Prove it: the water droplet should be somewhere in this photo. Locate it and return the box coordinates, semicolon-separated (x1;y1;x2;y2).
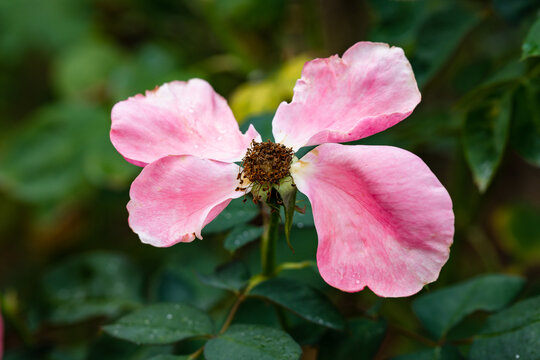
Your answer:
166;313;173;320
355;279;360;284
297;222;304;228
188;107;195;113
217;136;223;141
515;355;520;359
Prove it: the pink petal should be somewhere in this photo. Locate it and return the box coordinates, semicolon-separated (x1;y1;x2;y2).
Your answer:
272;42;421;151
111;79;260;166
128;155;245;247
291;144;454;297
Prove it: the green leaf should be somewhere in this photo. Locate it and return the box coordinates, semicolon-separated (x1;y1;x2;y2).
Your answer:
250;277;344;330
87;336;172;360
412;274;525;339
318;318;387;360
204;324;301;360
393;345;464;360
470;295;540;360
522;17;540;59
493;0;540;23
239;113;274;141
0;102;135;205
197;261;250;291
292;191;314;228
149;268;195;304
463;90;512;192
510;84;540;166
103;303;214;345
224;224;264;252
202;198;259;234
0;0;90;59
53;38;123;98
43;252;143;324
147;356;190;360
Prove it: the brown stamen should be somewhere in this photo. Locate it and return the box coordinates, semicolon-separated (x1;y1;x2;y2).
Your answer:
239;140;294;187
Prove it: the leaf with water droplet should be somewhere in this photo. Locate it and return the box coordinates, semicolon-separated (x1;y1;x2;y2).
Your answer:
413;274;525;339
224;224;264;252
250;277;344;330
392;345;463;360
43;252;143;324
318;318;387;360
204;324;301;360
202;198;259;234
522;17;540;60
470;295;540;360
103;303;214;345
197;261;250;292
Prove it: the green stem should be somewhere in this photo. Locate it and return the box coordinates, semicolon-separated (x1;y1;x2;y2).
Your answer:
261;204;280;276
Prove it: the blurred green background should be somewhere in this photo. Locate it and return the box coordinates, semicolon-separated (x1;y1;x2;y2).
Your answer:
0;0;540;359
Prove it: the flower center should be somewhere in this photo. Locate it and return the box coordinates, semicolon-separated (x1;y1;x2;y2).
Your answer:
239;140;294;187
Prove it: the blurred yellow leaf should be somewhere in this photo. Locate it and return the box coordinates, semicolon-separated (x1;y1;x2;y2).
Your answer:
231;54;310;123
492;205;540;265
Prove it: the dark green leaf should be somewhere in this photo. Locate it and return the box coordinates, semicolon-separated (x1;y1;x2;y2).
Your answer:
292;191;314;228
318;318;387;360
240;113;274;141
368;0;426;49
197;261;250;291
204;324;301;360
250;277;344;330
43;252;143;324
412;274;525;339
511;84;540;166
202;198;259;234
87;336;172;360
463;91;512;191
147;356;190;360
149;268;196;304
393;345;464;360
523;18;540;59
103;303;214;345
470;295;540;360
224;224;264;252
411;3;480;88
0;102;135;205
492;0;540;23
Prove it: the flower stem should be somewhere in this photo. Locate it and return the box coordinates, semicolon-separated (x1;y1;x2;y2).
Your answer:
261;204;280;276
219;294;245;334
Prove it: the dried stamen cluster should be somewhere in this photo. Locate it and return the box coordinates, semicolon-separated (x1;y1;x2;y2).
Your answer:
236;140;294;198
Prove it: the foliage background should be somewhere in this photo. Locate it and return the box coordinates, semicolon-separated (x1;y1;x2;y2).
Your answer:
0;0;540;359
